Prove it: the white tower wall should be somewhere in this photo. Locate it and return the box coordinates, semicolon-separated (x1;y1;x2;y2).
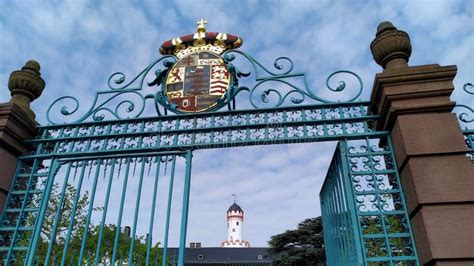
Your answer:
227;212;243;242
221;204;250;248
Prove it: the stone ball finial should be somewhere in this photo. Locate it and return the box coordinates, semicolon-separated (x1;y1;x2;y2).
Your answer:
376;21;397;36
22;60;41;75
8;60;45;120
370;21;412;69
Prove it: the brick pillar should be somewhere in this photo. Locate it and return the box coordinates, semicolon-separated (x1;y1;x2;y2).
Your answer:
370;22;474;265
0;61;44;211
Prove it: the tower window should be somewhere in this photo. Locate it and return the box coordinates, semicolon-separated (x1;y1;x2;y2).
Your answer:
232;228;235;232
236;221;239;226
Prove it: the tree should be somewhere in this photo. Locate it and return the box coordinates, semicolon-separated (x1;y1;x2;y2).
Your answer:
15;183;167;265
16;183;92;264
267;217;326;266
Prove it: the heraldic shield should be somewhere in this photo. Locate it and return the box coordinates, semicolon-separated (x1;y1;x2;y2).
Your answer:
160;19;243;113
165;51;230;112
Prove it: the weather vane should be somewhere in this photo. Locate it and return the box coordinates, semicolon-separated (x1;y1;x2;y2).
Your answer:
232;193;236;203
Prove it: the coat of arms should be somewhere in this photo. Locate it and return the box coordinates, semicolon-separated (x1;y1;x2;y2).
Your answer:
160;19;243;113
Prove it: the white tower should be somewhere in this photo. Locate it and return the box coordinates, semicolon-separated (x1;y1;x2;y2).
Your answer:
221;199;250;248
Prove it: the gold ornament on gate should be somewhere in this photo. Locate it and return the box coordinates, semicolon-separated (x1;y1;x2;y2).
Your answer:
159;19;243;112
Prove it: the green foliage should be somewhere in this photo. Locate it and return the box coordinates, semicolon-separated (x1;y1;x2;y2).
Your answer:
267;217;325;266
16;183;167;264
362;214;410;258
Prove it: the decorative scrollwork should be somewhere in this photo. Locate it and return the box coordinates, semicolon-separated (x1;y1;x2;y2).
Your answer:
222;50;363;109
46;49;364;124
454;83;473;126
463;82;474;95
46;55;177;124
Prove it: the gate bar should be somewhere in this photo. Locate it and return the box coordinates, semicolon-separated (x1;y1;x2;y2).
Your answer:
162;156;177;266
110;158;132;264
340;141;364;264
6;160;38;264
38;101;374;129
44;163;73;264
127;156;146;263
145;156;162;266
59;159;87;264
178;150;193;266
56;150;187;162
26;160;59;265
20;132;391;161
94;158;117;265
78;159;102;263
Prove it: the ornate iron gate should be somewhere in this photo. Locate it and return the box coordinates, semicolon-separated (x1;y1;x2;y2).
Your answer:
0;22;421;265
320;136;419;265
0;151;192;265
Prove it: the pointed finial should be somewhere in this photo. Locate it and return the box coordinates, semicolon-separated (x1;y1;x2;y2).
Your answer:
196;19;208;33
232;193;236;203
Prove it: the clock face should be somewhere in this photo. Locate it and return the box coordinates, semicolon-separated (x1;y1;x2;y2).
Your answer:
164;51;230;113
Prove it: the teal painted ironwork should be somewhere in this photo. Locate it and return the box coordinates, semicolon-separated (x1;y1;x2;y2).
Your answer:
320;143;363;265
2;160;40;265
320;136;419;265
455;82;473;162
45;51;364;124
60;159;87;265
44;163;72;264
464;130;474;162
26;160;59;265
145;156;161;266
453;82;473;125
28;102;382;161
162;156;177;266
93;158;116;265
127;156;146;264
222;50;363;109
0;151;190;265
77;159;101;264
178;151;193;266
0;47;421;265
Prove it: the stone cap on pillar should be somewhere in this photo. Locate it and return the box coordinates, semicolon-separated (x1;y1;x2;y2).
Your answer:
0;103;38;156
8;60;45;120
370;64;458;131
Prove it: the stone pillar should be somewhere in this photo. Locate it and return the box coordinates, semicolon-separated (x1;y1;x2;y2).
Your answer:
0;61;44;211
370;22;474;265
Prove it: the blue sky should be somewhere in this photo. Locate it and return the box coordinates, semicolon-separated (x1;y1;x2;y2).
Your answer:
1;0;473;248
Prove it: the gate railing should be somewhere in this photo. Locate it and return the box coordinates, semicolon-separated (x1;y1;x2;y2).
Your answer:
27;102;380;159
321;135;419;266
0;150;193;265
320;142;362;265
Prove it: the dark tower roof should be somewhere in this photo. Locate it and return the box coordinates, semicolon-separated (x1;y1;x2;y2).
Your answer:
227;203;243;213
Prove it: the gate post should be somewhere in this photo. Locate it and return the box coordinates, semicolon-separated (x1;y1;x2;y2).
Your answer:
370;22;474;265
0;60;44;212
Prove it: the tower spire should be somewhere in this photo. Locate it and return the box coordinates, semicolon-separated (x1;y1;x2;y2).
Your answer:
232;193;236;203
